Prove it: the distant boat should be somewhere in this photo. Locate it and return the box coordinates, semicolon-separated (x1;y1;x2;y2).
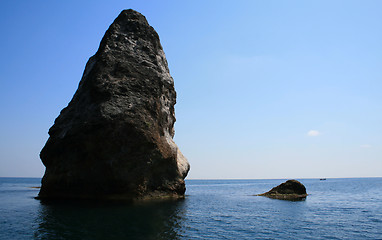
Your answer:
320;178;327;181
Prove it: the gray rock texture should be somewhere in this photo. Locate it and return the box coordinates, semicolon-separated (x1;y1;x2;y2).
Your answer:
257;180;307;201
38;9;190;201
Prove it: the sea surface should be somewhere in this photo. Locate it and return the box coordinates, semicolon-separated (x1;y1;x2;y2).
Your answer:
0;178;381;239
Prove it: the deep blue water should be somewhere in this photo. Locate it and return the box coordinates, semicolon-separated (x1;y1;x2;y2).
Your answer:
0;178;381;239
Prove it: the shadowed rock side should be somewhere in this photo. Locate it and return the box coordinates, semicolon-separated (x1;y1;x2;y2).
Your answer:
257;180;307;201
38;9;190;201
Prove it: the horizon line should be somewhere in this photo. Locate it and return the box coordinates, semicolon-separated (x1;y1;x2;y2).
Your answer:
1;176;381;180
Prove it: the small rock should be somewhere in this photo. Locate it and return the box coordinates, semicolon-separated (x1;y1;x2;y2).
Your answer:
257;180;307;201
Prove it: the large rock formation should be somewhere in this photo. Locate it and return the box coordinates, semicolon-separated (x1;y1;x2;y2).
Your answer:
38;9;190;201
257;180;307;201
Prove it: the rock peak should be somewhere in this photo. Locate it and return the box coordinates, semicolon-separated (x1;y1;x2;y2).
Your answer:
103;9;154;39
119;9;148;21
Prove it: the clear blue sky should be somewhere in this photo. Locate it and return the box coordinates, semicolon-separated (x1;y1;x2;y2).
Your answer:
0;0;381;179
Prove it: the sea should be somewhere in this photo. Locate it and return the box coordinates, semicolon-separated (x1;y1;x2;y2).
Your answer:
0;178;381;239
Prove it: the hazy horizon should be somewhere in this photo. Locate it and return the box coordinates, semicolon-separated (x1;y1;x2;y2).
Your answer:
1;1;381;179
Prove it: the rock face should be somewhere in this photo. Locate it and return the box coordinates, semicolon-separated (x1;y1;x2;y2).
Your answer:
258;180;307;201
38;9;190;201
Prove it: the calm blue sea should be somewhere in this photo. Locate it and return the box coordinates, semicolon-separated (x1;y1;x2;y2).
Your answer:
0;178;381;239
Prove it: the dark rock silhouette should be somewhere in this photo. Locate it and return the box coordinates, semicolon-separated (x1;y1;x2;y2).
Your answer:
257;180;307;201
38;9;190;201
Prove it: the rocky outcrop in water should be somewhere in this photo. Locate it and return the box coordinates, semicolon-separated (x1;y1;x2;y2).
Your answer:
38;9;190;201
257;180;307;201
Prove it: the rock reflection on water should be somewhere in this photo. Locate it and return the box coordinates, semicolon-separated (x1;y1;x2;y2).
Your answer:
34;199;186;240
